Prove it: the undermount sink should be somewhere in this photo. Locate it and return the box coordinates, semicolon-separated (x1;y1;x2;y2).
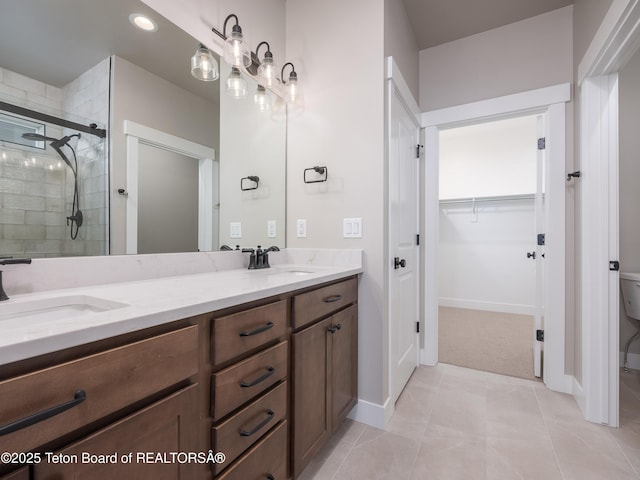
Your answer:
0;295;129;323
262;266;316;277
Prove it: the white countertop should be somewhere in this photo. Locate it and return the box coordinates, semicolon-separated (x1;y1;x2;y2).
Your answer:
0;258;362;366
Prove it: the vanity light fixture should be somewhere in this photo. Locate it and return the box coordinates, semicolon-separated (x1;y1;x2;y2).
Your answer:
129;13;158;32
281;62;304;115
211;14;252;69
254;85;272;112
256;42;279;88
191;44;219;81
226;67;248;99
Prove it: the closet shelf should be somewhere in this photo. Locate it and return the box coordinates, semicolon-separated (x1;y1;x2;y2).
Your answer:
439;193;541;205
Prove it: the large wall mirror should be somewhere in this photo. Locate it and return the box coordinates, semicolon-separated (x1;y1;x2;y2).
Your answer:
0;0;286;258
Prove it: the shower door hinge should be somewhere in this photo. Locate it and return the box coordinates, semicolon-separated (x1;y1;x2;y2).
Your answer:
536;329;544;342
538;137;546;150
416;321;420;333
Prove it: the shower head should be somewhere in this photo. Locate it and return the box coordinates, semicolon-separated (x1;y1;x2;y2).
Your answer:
21;133;58;143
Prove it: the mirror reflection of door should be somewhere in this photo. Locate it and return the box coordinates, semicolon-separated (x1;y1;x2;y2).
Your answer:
137;143;199;254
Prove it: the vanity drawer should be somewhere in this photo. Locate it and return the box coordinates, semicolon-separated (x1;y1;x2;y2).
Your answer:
212;381;287;475
292;277;358;329
0;325;198;455
212;299;287;366
216;420;287;480
212;341;288;420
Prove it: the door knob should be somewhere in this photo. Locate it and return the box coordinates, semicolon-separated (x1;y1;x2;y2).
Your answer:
527;252;536;259
394;257;406;269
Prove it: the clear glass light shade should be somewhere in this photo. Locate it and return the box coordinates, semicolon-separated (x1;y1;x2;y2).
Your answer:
225;67;248;98
254;85;272;112
284;77;304;115
191;45;219;81
257;54;279;88
224;29;252;68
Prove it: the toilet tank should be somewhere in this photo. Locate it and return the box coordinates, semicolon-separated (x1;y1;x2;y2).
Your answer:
620;272;640;320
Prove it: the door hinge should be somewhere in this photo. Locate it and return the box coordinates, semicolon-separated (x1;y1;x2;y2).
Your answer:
416;234;420;246
537;233;545;246
416;321;420;333
538;137;546;150
416;144;423;158
610;261;620;271
536;329;544;342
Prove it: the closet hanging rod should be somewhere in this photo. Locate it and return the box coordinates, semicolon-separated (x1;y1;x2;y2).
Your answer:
439;193;542;205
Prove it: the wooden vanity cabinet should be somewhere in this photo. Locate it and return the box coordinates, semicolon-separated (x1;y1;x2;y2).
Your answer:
291;278;358;479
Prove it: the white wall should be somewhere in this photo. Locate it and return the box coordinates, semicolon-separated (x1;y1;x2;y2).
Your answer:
384;0;419;102
618;47;640;355
419;6;573;112
286;0;388;411
439;201;536;314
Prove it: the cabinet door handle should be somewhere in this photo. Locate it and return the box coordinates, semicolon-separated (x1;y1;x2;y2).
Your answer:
239;321;275;337
328;323;343;334
323;294;343;303
266;475;276;480
240;367;275;388
239;409;275;437
0;390;86;437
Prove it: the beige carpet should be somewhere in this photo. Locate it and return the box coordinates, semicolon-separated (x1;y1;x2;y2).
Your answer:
438;306;539;381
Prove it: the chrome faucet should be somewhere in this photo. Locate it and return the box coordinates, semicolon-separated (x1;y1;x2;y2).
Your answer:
0;257;32;301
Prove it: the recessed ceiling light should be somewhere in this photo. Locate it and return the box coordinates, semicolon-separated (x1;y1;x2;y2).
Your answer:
129;13;157;32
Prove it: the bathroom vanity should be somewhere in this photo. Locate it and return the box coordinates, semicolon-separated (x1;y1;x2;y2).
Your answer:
0;251;361;480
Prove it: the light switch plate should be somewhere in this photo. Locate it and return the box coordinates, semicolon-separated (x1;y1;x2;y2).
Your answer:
267;220;276;238
297;219;307;238
343;218;362;238
230;222;242;238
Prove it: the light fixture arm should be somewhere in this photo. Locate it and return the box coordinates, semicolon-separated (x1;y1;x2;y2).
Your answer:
281;62;297;83
256;41;271;59
212;13;239;40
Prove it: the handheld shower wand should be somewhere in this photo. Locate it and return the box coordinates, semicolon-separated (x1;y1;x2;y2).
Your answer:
22;133;83;239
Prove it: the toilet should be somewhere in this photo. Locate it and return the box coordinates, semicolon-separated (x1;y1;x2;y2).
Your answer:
620;272;640;371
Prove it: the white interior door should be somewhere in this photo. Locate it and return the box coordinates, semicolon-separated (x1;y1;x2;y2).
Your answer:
534;115;546;378
389;80;420;404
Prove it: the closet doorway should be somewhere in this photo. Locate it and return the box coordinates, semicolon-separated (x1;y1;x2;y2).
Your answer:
421;83;572;394
437;114;543;380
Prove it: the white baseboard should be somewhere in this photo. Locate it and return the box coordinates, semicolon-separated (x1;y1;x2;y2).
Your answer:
420;348;437;366
438;298;535;316
347;397;392;429
619;351;640;370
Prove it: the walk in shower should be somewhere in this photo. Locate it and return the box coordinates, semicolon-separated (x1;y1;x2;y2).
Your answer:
0;96;108;258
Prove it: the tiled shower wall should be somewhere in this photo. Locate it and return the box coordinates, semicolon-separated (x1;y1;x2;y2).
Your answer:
0;60;109;258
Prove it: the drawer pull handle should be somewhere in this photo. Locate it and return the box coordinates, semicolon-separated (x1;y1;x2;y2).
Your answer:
0;390;86;437
323;294;343;303
240;367;275;388
239;321;275;337
239;409;275;437
328;323;342;334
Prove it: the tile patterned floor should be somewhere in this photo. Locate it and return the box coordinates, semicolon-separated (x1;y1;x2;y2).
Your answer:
299;364;640;480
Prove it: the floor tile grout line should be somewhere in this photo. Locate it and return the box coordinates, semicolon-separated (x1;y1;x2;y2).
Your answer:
329;440;357;480
608;424;640;479
532;383;567;480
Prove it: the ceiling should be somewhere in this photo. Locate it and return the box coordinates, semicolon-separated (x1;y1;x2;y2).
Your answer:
402;0;574;50
0;0;219;104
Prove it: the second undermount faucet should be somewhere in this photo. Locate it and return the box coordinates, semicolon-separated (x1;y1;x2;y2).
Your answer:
242;246;280;270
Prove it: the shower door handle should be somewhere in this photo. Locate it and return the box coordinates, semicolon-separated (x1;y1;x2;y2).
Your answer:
527;252;536;259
